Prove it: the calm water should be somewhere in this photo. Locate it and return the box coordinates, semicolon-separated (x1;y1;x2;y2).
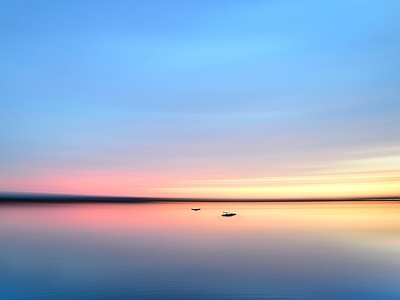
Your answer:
0;201;399;299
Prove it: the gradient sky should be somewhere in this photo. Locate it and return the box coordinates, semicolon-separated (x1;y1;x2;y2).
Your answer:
1;1;399;198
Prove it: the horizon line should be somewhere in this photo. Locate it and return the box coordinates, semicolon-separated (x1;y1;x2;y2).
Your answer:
0;192;399;203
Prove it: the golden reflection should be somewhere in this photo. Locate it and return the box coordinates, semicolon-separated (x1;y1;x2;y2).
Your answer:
1;202;398;235
0;202;399;267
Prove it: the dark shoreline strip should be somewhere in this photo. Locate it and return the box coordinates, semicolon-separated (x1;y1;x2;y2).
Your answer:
0;194;399;204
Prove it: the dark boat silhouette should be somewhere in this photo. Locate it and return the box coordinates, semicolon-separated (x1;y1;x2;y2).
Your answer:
222;211;236;217
191;208;201;211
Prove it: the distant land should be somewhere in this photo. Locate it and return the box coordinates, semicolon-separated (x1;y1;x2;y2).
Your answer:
0;193;399;203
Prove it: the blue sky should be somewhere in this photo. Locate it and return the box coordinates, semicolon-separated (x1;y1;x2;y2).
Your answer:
1;1;399;197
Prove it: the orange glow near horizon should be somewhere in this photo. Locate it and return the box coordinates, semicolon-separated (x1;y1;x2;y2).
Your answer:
0;151;399;199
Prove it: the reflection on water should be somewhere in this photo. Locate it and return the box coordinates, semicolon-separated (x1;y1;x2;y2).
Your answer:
0;202;399;299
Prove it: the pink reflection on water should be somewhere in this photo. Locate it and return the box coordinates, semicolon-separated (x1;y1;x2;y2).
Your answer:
0;201;399;298
1;201;399;239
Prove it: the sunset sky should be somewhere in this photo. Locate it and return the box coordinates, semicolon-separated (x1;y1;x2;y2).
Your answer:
1;1;399;198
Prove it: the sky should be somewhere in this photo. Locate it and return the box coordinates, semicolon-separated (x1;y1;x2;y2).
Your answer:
1;0;399;199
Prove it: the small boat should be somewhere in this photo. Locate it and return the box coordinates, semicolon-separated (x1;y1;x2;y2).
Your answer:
191;208;201;211
222;211;236;217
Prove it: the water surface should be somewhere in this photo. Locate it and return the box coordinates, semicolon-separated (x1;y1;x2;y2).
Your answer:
1;201;399;299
